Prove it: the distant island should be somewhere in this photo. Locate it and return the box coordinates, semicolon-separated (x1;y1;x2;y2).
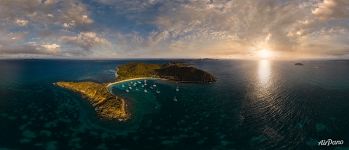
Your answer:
55;62;216;120
294;63;304;66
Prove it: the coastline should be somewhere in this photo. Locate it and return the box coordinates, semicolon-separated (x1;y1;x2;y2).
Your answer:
55;81;130;120
106;77;168;89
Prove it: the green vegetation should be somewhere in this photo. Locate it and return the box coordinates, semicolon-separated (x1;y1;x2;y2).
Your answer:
116;63;161;80
116;62;216;83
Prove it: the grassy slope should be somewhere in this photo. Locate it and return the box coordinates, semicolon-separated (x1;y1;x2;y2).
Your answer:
116;63;216;83
116;63;162;81
55;81;129;120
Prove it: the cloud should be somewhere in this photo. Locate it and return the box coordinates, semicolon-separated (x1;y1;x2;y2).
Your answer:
61;32;110;51
96;0;160;13
41;43;60;49
312;0;349;19
41;43;60;54
60;3;93;28
0;0;348;58
0;42;60;56
0;0;93;29
15;19;29;26
124;0;315;57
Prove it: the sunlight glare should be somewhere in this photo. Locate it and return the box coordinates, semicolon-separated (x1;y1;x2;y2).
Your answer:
258;49;273;59
258;60;271;86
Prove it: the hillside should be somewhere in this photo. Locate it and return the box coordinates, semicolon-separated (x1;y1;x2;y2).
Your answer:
116;63;216;83
55;82;129;120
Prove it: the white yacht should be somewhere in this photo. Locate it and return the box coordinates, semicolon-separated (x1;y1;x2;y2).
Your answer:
173;96;178;102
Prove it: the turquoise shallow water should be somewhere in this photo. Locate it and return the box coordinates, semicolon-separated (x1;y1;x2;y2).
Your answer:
0;59;349;150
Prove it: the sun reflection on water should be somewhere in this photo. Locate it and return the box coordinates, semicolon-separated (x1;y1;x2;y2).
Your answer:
254;59;274;100
258;60;271;87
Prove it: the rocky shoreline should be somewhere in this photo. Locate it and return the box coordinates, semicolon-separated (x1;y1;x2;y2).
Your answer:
55;82;129;121
55;62;216;121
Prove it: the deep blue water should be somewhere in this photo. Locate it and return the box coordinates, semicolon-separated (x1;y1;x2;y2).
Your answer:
0;59;348;150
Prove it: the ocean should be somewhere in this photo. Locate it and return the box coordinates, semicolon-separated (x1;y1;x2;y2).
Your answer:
0;59;348;150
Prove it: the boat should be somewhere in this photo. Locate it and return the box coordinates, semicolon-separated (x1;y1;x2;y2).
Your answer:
173;96;178;102
176;82;179;92
156;90;160;94
126;89;129;93
144;89;148;93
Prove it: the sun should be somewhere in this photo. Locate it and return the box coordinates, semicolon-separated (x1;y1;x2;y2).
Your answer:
258;49;273;59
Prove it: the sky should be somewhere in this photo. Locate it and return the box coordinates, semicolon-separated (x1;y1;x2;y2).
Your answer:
0;0;348;59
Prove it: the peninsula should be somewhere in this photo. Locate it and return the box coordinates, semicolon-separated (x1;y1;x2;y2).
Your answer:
55;82;129;120
55;62;216;121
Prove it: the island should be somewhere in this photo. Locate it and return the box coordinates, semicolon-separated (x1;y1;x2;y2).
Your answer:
294;63;304;66
117;63;216;83
55;62;216;121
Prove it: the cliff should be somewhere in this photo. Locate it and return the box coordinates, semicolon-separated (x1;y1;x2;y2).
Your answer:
116;63;216;83
55;82;129;121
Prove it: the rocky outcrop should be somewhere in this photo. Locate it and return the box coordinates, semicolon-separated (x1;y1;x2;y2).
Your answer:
55;82;129;121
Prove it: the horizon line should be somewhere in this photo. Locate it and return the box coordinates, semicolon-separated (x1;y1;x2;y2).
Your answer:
1;57;349;61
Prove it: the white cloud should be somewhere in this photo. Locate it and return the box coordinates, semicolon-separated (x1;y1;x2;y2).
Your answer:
15;19;29;26
42;0;56;5
41;43;60;54
312;0;349;19
62;32;110;51
0;42;61;56
0;0;93;28
41;43;60;50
